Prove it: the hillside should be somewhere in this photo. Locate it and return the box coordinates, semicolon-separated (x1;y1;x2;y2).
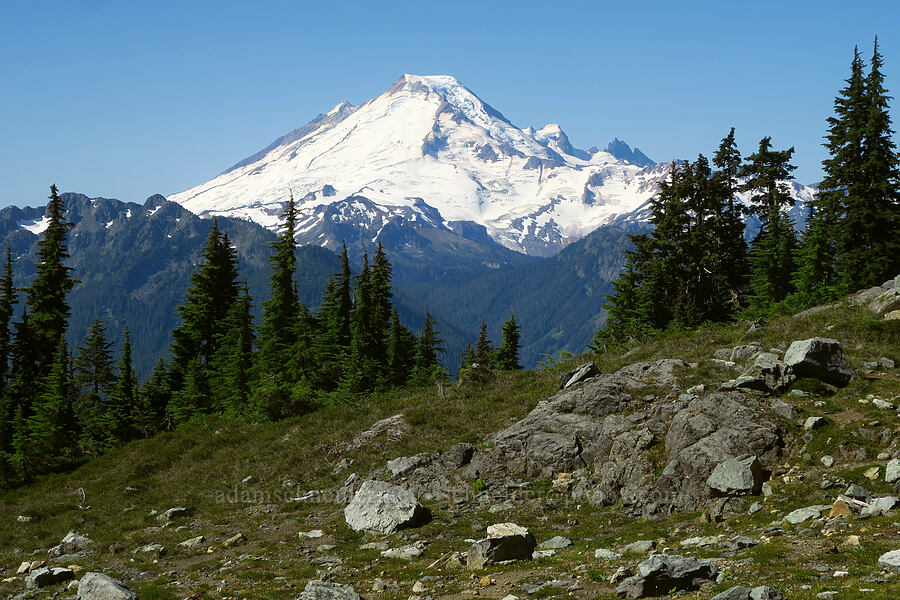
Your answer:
2;279;899;600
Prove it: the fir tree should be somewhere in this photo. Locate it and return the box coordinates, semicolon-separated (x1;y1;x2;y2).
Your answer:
26;185;76;373
170;219;240;390
386;306;415;387
259;195;303;377
838;38;900;288
73;318;117;453
0;245;16;388
210;284;255;416
496;312;522;371
311;244;353;389
167;357;209;428
138;359;171;428
345;251;378;392
412;313;446;384
741;137;799;310
20;338;76;478
474;320;495;368
107;328;137;443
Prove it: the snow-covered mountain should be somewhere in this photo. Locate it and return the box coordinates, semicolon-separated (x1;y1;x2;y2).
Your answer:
169;74;816;256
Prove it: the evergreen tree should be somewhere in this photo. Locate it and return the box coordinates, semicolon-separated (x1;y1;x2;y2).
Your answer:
311;244;353;389
19;338;76;478
26;185;76;373
837;38;900;288
259;195;301;374
712;128;751;303
474;320;495;368
166;357;209;427
796;47;867;301
740;137;799;310
7;312;40;438
73;318;117;453
459;341;475;372
412;313;446;384
170;220;240;390
138;358;171;428
345;252;378;392
386;306;415;387
0;245;16;388
496;312;522;371
210;284;255;416
107;328;137;443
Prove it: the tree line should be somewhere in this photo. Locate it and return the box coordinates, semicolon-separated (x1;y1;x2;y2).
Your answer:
0;192;523;487
594;39;899;346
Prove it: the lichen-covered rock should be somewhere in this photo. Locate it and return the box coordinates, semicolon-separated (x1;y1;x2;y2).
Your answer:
784;338;854;387
48;531;92;556
707;455;764;495
298;580;361;600
77;573;138;600
344;480;431;533
615;554;718;599
722;352;794;393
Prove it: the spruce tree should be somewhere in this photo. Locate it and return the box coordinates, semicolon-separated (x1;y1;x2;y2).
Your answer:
259;195;302;376
741;137;799;311
138;359;171;428
345;252;378;392
26;185;76;373
496;312;522;371
474;320;495;368
712;129;751;304
838;38;900;288
0;245;16;388
107;328;137;443
170;219;240;390
210;284;255;416
386;306;415;387
311;244;353;389
20;338;76;478
73;318;117;453
412;313;446;385
167;357;209;427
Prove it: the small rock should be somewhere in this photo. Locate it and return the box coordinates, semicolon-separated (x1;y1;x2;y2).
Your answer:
748;502;763;515
622;540;656;554
344;480;431;534
299;580;361;600
242;475;257;485
784;337;854;387
886;459;900;484
804;417;827;431
821;455;835;468
467;526;536;570
412;581;427;593
16;561;31;575
178;535;205;550
595;548;623;561
845;484;872;503
784;506;823;525
708;454;764;495
841;535;860;548
487;522;529;537
878;549;900;572
381;541;427;561
532;549;556;559
615;554;718;599
537;536;572;550
864;466;881;480
610;566;633;584
816;592;838;600
872;398;895;410
157;507;191;524
770;399;798;419
132;543;165;556
77;572;138;600
16;515;32;523
49;531;92;557
298;529;325;539
223;533;246;547
829;499;854;518
560;363;601;389
25;567;75;589
860;496;900;518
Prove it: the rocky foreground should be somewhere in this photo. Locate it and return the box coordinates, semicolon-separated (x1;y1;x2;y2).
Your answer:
3;276;900;600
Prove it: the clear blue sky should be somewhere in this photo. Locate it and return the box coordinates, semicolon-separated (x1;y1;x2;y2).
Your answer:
1;0;897;208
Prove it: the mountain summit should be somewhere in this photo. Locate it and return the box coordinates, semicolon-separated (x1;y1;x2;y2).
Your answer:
169;74;672;256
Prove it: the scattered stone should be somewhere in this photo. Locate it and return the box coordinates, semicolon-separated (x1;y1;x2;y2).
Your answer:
885;310;900;321
537;536;572;550
784;506;824;525
16;561;31;575
872;398;896;410
412;581;427;593
77;572;139;600
241;475;257;485
344;480;431;534
610;566;634;584
298;580;362;600
725;536;758;551
770;399;798;419
861;496;900;518
25;567;75;589
386;453;432;477
784;338;854;387
804;417;827;431
622;540;656;554
298;529;325;539
680;535;722;549
560;363;601;389
864;466;881;480
595;548;623;560
48;531;92;556
878;549;900;572
381;541;427;560
722;352;793;393
750;588;785;600
816;592;838;600
359;541;389;551
532;549;556;559
748;502;763;515
712;588;753;600
830;499;855;518
731;344;763;362
845;484;872;503
223;533;246;547
615;554;718;599
132;543;165;556
157;507;191;524
16;515;32;523
887;459;900;484
467;524;536;570
821;455;835;468
842;535;860;548
178;535;205;550
708;454;764;495
762;482;774;497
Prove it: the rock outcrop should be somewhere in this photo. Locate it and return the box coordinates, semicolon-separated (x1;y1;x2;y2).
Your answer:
77;573;139;600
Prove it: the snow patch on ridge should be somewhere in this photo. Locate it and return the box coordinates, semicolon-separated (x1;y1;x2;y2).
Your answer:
19;215;51;235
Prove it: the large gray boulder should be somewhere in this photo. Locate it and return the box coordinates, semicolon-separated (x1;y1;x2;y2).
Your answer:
722;352;794;393
615;555;718;599
784;338;853;387
344;480;430;533
299;580;361;600
49;531;92;556
25;567;75;589
467;524;536;570
77;573;138;600
707;455;764;495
